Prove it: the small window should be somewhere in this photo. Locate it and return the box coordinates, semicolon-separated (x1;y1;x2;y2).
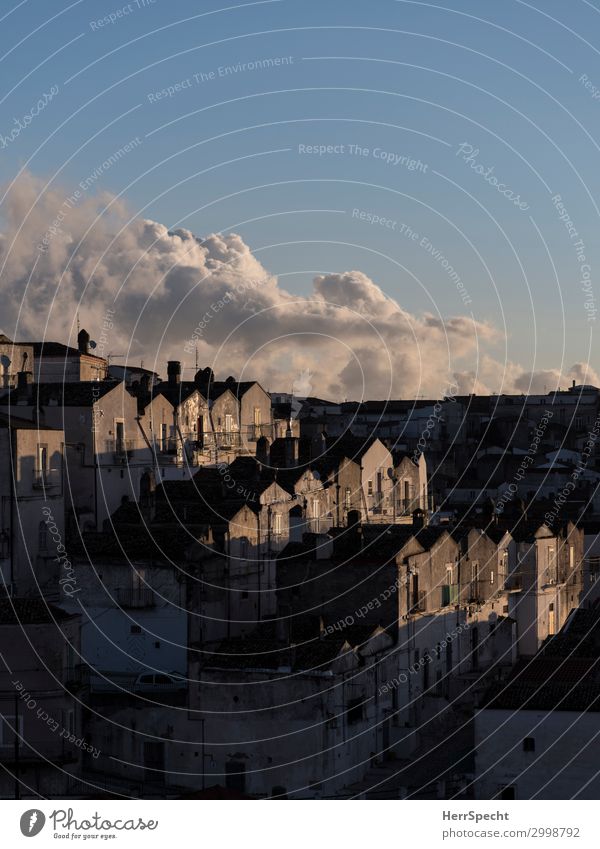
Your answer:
346;698;364;725
38;521;48;552
344;487;351;509
367;480;373;496
131;625;142;635
499;785;516;799
490;570;495;584
0;715;23;747
523;737;535;752
569;546;575;569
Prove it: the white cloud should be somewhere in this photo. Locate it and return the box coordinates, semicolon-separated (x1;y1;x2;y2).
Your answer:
0;172;596;399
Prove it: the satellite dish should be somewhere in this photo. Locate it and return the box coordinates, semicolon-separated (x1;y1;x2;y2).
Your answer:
89;340;97;349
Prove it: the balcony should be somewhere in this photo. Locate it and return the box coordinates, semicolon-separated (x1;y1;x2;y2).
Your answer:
32;468;61;489
410;591;427;614
105;439;136;463
395;498;421;517
115;588;155;608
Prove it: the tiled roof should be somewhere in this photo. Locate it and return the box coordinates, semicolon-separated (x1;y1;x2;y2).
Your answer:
483;609;600;712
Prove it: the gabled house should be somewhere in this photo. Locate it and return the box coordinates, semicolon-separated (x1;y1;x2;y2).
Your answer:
0;412;65;596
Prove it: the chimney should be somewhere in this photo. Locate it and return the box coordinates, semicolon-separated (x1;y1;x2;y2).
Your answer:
17;371;33;403
256;435;270;466
285;433;299;468
78;328;90;354
167;360;181;388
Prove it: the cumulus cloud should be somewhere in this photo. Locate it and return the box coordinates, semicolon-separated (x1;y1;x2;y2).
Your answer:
0;172;596;399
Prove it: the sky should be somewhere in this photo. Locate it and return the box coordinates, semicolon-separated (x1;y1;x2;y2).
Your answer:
0;0;599;399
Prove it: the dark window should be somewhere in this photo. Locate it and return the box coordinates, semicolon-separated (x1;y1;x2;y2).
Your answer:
499;785;516;799
130;625;142;634
523;737;535;752
225;761;246;794
346;697;364;725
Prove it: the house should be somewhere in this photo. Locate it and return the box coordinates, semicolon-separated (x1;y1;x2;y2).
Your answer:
31;329;108;382
152;362;209;465
508;521;585;657
1;379;148;529
0;596;84;798
0;335;34;398
475;607;600;799
0;411;65;596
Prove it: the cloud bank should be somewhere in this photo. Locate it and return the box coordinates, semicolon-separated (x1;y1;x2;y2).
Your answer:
0;172;596;399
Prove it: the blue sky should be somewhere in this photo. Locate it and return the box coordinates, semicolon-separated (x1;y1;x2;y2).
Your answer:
1;0;599;395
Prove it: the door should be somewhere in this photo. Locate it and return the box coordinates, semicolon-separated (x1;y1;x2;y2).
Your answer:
143;741;165;784
549;603;556;635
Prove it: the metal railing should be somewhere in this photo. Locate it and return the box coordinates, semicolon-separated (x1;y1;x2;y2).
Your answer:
32;468;61;489
115;588;155;608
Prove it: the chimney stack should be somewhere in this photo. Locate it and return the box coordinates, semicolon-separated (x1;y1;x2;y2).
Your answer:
78;328;90;355
17;371;33;403
167;360;181;388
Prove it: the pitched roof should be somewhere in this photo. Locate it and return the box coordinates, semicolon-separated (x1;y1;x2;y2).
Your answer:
0;381;121;407
0;412;59;431
29;341;106;362
0;597;76;625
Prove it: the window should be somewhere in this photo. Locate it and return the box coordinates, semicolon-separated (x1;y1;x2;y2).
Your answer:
367;480;373;496
130;625;142;635
0;715;23;747
115;421;125;454
345;487;351;509
225;414;233;435
569;545;575;569
272;512;282;536
253;407;261;438
36;443;48;471
490;570;495;584
441;584;459;606
132;567;146;592
225;761;247;793
499;785;516;800
346;698;364;725
312;498;320;532
523;737;535;752
64;709;75;736
38;521;48;552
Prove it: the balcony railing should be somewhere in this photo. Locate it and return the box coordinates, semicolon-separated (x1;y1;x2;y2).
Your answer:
32;468;61;489
115;588;155;608
410;591;427;614
105;439;136;463
395;498;421;516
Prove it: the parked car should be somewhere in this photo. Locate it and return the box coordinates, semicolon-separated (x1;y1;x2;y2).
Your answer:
134;672;186;692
